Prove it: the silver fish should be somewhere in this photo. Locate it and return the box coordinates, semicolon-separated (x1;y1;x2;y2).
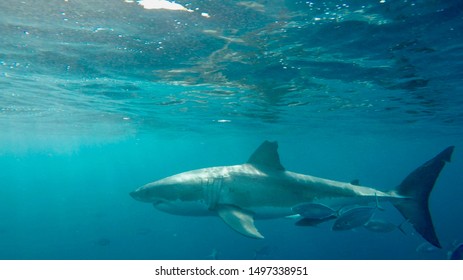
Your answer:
364;219;397;233
295;216;337;227
364;219;407;234
292;203;337;219
416;242;439;253
450;243;463;260
332;206;376;231
208;248;219;260
253;245;273;260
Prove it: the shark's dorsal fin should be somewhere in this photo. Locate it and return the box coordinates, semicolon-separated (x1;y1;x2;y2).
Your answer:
350;179;360;186
216;204;264;239
247;141;285;171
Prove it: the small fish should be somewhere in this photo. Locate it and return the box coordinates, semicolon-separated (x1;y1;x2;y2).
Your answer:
332;193;384;231
295;216;336;227
363;219;406;234
94;237;111;247
332;206;376;231
292;203;337;219
449;243;463;260
284;214;302;219
253;245;272;260
136;228;152;235
416;242;438;253
363;219;397;233
208;248;219;260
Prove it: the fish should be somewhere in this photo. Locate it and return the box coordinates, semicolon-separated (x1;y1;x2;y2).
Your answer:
363;219;407;234
416;242;439;253
130;140;454;248
332;205;376;231
449;243;463;260
292;203;337;219
94;237;111;247
295;216;337;227
136;228;152;235
253;245;272;259
332;193;383;231
208;248;219;260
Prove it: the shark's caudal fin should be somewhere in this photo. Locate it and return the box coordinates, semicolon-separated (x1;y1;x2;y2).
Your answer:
393;146;454;248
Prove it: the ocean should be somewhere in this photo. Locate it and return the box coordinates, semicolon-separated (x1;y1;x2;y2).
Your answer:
0;0;462;260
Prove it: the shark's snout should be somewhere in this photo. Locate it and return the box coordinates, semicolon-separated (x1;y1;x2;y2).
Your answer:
129;190;144;202
130;187;155;203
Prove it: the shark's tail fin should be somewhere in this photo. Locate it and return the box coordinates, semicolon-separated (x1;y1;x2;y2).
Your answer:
392;146;454;248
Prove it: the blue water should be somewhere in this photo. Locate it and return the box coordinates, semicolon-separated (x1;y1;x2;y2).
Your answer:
1;0;463;260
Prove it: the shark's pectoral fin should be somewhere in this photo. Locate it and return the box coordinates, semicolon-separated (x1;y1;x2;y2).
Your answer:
216;205;264;239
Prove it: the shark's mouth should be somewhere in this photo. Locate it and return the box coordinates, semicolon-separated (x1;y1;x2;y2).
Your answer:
129;190;157;203
129;191;140;201
152;200;165;206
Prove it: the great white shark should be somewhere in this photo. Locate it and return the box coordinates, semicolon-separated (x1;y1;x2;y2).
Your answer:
130;141;454;248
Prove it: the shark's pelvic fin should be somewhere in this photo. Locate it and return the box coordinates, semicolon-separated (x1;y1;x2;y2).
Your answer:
247;141;285;171
393;146;454;248
216;204;264;239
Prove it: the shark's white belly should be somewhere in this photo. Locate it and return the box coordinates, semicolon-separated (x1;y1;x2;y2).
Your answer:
153;200;213;216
